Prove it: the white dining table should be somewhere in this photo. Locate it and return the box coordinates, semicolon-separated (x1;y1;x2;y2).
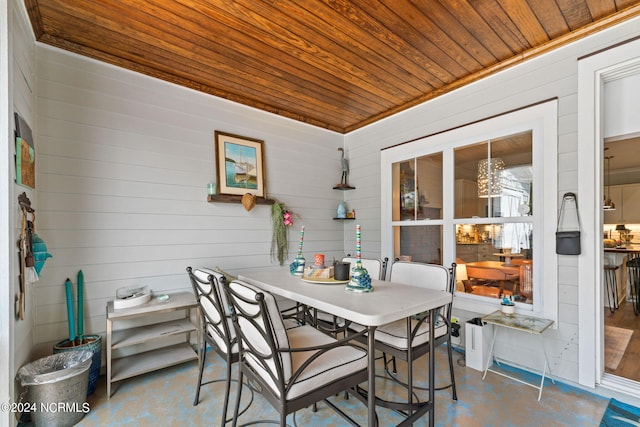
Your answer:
237;267;452;427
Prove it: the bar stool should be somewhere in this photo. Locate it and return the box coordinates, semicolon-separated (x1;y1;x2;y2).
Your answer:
604;264;619;313
627;254;640;315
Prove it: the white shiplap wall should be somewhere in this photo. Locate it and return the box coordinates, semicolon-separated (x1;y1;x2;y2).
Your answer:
32;45;345;356
344;17;640;388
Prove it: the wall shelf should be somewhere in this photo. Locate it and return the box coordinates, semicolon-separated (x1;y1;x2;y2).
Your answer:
333;217;356;220
207;194;275;205
333;185;355;190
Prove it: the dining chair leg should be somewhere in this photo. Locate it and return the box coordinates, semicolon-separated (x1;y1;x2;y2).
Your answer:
231;370;243;427
221;354;233;426
193;342;208;406
407;350;414;418
447;341;458;400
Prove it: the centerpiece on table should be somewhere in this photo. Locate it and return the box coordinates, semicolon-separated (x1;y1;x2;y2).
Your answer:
289;226;306;276
345;225;372;293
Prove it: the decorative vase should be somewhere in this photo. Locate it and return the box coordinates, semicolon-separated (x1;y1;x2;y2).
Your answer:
53;335;102;396
290;256;305;276
337;202;347;219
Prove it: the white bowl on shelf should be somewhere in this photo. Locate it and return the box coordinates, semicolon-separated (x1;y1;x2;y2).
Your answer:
113;286;151;309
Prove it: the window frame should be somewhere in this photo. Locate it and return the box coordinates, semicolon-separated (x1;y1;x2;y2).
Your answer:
381;100;558;322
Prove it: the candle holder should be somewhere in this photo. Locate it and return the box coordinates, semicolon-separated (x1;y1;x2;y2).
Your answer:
290;255;306;276
290;226;306;276
346;225;373;293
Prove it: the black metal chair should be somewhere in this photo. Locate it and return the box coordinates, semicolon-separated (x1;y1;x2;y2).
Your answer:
224;279;369;427
187;267;253;426
349;261;458;406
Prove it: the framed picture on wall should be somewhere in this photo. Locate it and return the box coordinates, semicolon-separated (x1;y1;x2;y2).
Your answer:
14;113;35;189
215;131;266;197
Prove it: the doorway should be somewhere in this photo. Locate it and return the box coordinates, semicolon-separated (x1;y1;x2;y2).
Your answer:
577;36;640;396
602;136;640;382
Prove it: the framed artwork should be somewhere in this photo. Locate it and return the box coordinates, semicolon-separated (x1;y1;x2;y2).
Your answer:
215;131;266;197
14;113;35;189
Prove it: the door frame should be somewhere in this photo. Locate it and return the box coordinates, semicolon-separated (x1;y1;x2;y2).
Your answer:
577;37;640;394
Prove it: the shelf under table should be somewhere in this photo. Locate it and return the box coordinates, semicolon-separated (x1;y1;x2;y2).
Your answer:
111;318;196;349
111;342;197;383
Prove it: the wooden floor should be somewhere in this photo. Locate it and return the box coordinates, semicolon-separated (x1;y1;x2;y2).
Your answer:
604;299;640;381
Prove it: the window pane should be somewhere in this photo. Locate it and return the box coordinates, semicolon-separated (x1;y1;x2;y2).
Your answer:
456;222;533;304
393;153;443;221
416;153;443;220
455;142;488;218
392;160;416;221
454;131;532;219
490;132;533;218
393;225;442;264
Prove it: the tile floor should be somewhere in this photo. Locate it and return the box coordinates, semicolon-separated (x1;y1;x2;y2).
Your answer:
62;344;610;427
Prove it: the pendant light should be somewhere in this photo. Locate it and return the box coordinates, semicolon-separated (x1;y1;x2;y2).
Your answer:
477;157;504;198
604;151;616;210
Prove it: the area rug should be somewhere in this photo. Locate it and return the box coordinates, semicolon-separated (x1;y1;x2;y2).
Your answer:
605;326;633;371
600;398;640;426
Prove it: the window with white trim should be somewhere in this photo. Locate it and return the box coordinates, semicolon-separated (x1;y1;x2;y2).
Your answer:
381;101;557;320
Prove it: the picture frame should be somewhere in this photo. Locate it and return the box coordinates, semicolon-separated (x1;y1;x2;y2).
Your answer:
14;113;36;189
215;131;266;197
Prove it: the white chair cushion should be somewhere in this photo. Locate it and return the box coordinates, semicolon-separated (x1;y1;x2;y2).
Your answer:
389;262;449;292
193;268;233;314
205;319;238;354
349;317;446;350
192;268;237;353
343;257;384;280
228;280;292;391
285;325;367;399
377;318;447;350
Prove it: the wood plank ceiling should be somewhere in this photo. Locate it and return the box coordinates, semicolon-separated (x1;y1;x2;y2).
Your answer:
24;0;640;133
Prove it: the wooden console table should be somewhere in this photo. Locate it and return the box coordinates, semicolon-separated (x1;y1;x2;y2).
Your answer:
481;310;554;400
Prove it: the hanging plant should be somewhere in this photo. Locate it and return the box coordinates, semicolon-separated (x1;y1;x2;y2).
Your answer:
271;202;295;265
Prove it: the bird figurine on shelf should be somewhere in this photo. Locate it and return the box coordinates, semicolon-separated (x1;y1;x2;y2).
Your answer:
335;147;350;189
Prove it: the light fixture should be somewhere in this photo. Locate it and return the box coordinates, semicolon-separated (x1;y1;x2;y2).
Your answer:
477;157;504;198
456;264;468;282
604;151;616;210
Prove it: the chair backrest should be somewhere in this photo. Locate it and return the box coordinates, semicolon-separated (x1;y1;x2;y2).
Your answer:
224;279;292;396
389;261;454;320
342;257;388;280
389;261;449;291
465;266;510;281
187;267;235;354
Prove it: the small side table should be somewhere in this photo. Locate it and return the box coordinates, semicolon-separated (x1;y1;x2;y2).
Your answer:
481;310;554;400
106;292;200;397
